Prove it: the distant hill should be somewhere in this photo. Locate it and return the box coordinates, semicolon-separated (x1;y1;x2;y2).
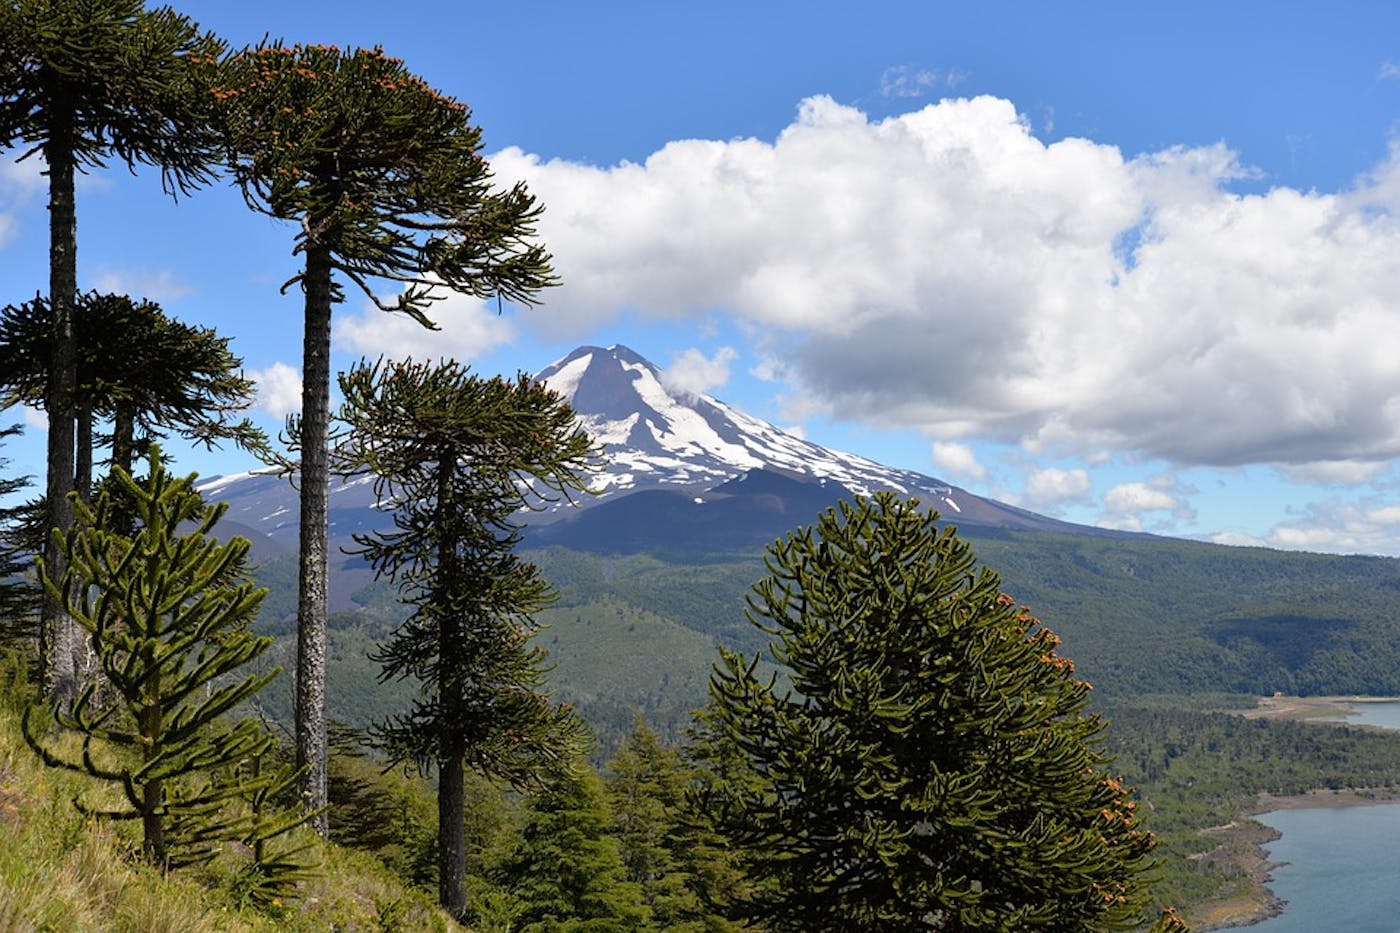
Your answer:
243;526;1400;752
200;343;1137;560
196;344;1400;741
523;467;854;554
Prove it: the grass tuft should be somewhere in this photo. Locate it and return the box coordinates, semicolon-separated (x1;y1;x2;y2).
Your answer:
0;656;463;933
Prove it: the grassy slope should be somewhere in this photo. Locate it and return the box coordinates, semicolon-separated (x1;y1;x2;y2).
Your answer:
0;661;461;933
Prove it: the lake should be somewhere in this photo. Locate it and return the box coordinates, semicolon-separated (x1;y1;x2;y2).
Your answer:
1244;699;1400;931
1340;699;1400;731
1249;804;1400;931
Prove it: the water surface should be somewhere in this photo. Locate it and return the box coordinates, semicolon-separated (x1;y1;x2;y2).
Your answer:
1340;699;1400;731
1244;700;1400;930
1247;804;1400;931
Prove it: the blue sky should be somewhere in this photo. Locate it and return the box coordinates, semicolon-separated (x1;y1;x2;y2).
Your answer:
4;1;1400;554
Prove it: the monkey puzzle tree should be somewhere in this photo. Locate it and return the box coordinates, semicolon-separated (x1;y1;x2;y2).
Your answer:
332;357;593;921
0;0;223;705
691;492;1162;932
0;292;265;497
22;450;305;873
213;43;556;829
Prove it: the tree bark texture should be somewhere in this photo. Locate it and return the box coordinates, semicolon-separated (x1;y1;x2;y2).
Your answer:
295;242;332;836
112;403;135;479
142;778;167;871
436;456;467;920
439;746;468;921
142;670;167;871
43;113;79;708
75;403;93;499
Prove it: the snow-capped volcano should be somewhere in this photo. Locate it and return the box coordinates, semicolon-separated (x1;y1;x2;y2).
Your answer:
538;344;958;504
197;344;1123;564
527;344;1127;544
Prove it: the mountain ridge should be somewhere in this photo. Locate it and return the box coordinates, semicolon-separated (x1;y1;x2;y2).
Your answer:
196;343;1137;556
527;344;1136;551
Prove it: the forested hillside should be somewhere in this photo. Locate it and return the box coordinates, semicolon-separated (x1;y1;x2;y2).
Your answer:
6;1;1399;928
231;530;1400;928
246;530;1400;745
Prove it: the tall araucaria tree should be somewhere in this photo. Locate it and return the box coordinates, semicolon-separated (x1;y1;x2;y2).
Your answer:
0;292;266;498
691;492;1167;932
22;449;307;875
332;357;594;921
212;43;556;831
0;0;224;706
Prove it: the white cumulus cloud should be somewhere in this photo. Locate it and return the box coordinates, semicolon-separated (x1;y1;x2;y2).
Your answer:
1022;466;1092;509
930;441;987;481
337;293;519;362
1100;476;1196;531
1261;497;1400;556
662;346;737;397
91;267;194;305
1103;482;1180;514
489;93;1400;476
0;155;45;249
247;362;302;420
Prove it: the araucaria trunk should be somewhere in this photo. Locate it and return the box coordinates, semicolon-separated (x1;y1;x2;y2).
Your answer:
439;747;468;920
43;112;79;707
437;456;468;919
295;242;333;835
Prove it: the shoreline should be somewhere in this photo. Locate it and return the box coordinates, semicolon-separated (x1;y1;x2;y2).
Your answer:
1252;786;1400;811
1241;694;1400;723
1189;817;1284;930
1192;695;1400;929
1193;788;1400;930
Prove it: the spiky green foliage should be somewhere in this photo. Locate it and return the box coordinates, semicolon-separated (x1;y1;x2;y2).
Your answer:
0;424;36;643
212;41;557;833
691;491;1160;932
21;450;310;873
607;720;746;932
0;0;223;706
498;762;652;932
212;41;555;321
231;752;323;906
0;0;222;184
334;359;595;781
0;292;267;485
333;357;594;920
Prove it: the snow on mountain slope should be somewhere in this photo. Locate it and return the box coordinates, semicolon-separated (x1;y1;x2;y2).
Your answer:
535;344;1119;536
195;343;1125;549
537;344;950;502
